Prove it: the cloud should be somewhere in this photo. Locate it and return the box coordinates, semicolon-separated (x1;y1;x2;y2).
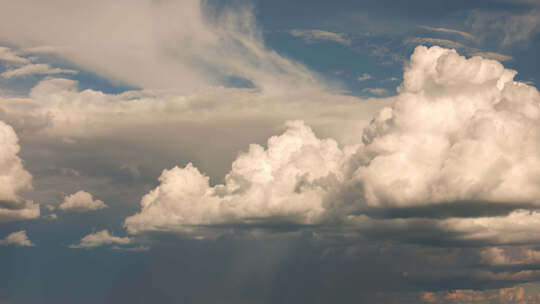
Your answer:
362;88;389;96
111;245;150;252
69;230;131;249
480;247;540;266
124;120;355;235
405;37;465;49
469;10;540;46
58;190;107;212
0;120;38;221
123;45;540;241
0;230;34;247
421;284;540;304
357;73;372;81
418;26;475;40
0;0;328;93
0;46;28;64
470;51;513;62
1;63;77;78
287;29;351;46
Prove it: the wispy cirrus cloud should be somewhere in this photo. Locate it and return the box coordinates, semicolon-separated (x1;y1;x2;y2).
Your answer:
419;25;475;40
288;29;351;46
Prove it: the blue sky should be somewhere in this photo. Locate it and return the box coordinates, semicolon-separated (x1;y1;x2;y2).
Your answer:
1;0;540;303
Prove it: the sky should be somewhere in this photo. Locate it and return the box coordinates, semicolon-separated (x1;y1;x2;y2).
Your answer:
1;0;540;303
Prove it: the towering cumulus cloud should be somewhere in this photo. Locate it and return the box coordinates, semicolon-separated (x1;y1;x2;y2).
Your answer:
125;121;355;234
355;45;539;207
0;121;38;221
125;45;540;238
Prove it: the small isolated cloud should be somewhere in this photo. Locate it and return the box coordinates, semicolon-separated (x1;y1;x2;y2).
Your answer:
362;88;389;96
0;46;28;64
1;63;77;79
470;51;513;62
405;37;465;49
419;25;475;40
58;190;107;212
288;29;351;46
69;230;131;249
357;73;372;81
0;230;34;247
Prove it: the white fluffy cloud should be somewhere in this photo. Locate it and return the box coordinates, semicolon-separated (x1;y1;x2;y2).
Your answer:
124;45;540;238
59;190;107;212
124;121;355;234
355;45;538;208
69;230;131;249
0;120;38;221
0;230;34;247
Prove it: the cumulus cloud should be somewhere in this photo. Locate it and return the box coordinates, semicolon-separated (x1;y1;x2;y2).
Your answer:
69;230;131;249
355;45;537;208
0;120;38;221
123;45;540;241
288;29;351;46
0;230;34;247
1;63;77;78
124;120;355;235
58;190;107;212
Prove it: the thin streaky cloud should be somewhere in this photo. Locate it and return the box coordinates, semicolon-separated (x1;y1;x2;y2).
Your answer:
470;51;513;61
1;63;77;79
419;25;475;40
288;29;351;46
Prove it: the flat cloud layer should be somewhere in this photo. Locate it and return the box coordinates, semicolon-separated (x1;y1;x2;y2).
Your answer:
124;46;540;242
